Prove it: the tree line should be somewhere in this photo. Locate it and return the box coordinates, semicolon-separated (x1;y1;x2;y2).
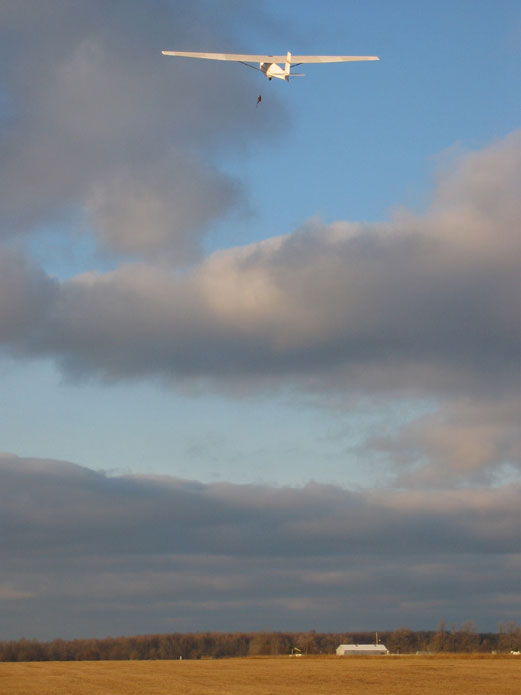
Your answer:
0;622;519;661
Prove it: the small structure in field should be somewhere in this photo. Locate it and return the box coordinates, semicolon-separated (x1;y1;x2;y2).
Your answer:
336;644;388;656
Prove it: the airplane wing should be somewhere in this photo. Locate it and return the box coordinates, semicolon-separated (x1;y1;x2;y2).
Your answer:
161;51;379;63
161;51;286;62
289;55;379;63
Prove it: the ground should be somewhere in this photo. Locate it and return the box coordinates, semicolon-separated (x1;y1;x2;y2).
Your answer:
1;654;519;695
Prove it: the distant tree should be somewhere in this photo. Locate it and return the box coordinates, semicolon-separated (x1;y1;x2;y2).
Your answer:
248;633;271;656
498;622;521;653
455;620;479;652
0;626;515;661
388;627;415;654
430;620;448;652
268;633;291;655
295;631;317;655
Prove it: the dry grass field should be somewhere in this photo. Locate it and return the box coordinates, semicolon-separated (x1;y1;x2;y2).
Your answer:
1;655;519;695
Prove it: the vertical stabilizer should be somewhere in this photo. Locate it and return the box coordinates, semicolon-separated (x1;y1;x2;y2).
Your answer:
284;51;292;80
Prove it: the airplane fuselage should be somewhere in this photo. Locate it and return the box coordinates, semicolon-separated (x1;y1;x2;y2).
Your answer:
260;61;288;81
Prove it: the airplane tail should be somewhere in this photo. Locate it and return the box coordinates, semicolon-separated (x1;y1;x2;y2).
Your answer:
284;51;292;80
284;51;304;79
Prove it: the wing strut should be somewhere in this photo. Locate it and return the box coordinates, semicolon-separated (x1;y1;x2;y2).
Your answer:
239;61;263;73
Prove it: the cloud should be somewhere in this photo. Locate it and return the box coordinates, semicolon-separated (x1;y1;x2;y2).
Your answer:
1;454;518;638
1;132;518;392
0;0;285;260
1;2;518;642
0;584;34;600
0;131;518;483
369;397;521;485
85;157;239;261
0;247;58;345
0;3;519;489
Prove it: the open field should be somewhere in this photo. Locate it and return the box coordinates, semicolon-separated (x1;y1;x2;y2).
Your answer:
1;655;519;695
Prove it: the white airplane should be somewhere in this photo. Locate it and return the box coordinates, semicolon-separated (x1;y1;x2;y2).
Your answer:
161;51;379;82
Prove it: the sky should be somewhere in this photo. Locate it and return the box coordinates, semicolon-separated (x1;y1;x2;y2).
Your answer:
0;0;520;640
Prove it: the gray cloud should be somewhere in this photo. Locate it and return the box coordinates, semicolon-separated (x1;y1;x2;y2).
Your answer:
1;132;518;394
4;454;517;559
0;454;518;638
0;133;519;483
0;247;58;345
0;0;284;260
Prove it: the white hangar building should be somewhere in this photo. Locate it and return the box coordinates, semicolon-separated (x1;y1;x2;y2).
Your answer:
336;644;389;656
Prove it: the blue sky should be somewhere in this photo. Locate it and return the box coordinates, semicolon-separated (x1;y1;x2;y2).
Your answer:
4;0;519;485
0;0;519;638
